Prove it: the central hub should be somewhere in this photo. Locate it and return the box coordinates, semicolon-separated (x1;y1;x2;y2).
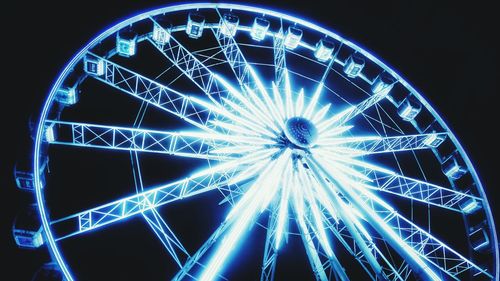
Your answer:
284;117;318;148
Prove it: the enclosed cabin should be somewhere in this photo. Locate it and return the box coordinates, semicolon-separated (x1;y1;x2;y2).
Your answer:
284;26;303;50
83;55;104;76
441;154;468;179
13;204;44;248
14;154;48;191
116;28;138;57
314;39;335;62
422;133;446;148
343;53;365;78
186;12;205;39
250;17;270;41
55;85;78;106
469;224;490;252
219;13;239;37
32;263;65;281
152;16;172;45
397;95;421;121
459;196;481;214
371;72;396;95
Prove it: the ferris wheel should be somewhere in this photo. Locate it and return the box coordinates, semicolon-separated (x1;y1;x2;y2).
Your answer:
14;3;498;280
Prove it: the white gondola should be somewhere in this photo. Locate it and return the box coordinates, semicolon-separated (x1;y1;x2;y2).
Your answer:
13;205;44;248
422;133;446;148
442;155;467;179
14;157;47;191
343;53;365;78
250;17;269;41
55;86;78;106
459;197;481;214
220;13;239;37
186;13;205;39
83;55;104;76
44;122;56;143
314;39;335;62
469;226;490;251
116;29;137;57
397;96;421;121
371;72;396;95
152;17;172;45
284;26;303;50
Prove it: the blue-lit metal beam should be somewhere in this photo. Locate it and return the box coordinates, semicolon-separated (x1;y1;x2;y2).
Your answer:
51;149;277;241
317;133;448;155
315;152;481;212
175;152;290;281
260;202;279;281
147;32;228;106
304;159;387;280
212;8;252;88
85;53;219;132
317;91;391;133
46;120;242;160
309;155;493;280
273;25;287;88
142;209;189;267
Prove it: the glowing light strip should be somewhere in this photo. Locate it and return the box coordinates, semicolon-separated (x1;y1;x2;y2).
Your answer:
200;151;290;280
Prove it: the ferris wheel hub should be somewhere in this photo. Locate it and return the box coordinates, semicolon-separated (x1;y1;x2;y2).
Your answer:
284;117;318;148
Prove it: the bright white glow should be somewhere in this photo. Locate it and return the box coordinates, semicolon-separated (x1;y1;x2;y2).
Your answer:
295;88;304;117
201;153;289;281
303;82;323;119
274;162;292;250
284;70;294;118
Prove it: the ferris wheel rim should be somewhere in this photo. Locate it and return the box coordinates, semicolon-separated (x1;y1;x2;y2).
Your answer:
32;3;498;280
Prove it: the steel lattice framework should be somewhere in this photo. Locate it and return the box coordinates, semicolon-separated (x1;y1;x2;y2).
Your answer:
29;3;497;281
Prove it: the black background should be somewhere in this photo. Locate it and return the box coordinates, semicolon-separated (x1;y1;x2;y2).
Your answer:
2;0;499;280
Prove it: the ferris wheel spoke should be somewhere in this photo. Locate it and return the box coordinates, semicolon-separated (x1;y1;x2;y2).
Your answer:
293;205;329;281
141;208;189;267
311;164;403;281
85;53;219;133
147;32;229;107
298;170;351;281
308;155;493;281
50;149;277;241
317;90;391;133
273;25;287;88
173;151;290;281
304;160;387;280
314;151;480;212
324;214;407;281
211;9;255;89
316;132;448;155
260;202;280;281
44;120;248;161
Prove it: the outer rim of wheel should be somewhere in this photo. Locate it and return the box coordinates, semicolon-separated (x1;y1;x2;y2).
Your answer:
32;3;499;280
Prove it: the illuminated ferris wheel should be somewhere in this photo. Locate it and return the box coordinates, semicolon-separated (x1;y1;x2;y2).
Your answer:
14;3;498;280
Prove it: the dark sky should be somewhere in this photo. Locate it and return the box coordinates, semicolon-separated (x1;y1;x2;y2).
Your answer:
3;1;499;280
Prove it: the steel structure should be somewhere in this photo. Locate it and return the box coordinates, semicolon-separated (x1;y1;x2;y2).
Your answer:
23;3;497;280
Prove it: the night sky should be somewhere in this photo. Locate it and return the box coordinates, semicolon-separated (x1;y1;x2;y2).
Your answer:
3;1;499;280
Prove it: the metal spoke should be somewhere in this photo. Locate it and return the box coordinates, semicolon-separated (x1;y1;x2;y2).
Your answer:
317;133;448;155
317;91;391;133
260;202;280;281
46;120;251;161
85;53;219;132
309;155;493;280
315;152;482;212
51;149;277;241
